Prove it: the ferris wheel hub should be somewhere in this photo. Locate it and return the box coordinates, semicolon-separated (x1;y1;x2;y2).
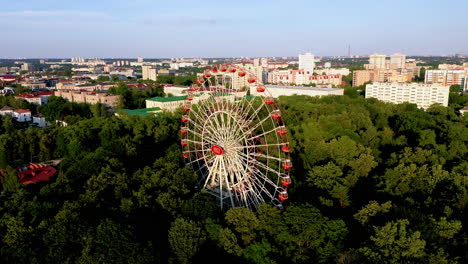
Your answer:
211;145;224;155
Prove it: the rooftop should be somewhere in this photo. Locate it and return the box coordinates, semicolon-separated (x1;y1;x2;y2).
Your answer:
121;107;161;116
147;95;187;102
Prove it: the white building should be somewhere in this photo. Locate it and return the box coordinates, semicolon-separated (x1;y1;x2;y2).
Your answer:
369;53;387;69
390;53;406;69
462;77;468;92
0;106;14;116
13;109;32;122
163;85;189;96
314;68;350;76
146;93;209;111
142;65;158;81
365;82;450;109
251;85;344;97
33;115;50;127
299;53;315;72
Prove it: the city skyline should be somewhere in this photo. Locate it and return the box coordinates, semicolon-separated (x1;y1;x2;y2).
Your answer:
1;0;467;58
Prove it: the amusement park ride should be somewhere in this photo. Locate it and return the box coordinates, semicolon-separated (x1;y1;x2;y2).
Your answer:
181;65;292;210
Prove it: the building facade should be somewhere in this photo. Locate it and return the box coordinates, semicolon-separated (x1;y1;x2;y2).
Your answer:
299;53;315;72
365;82;450;109
54;90;120;108
251;85;343;97
268;70;342;86
424;70;466;86
142;65;158;81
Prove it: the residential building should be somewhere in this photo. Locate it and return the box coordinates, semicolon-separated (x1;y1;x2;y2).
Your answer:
13;109;32;122
54;90;120;108
163;85;189;96
425;70;466;86
352;69;412;87
390;53;406;69
15;92;54;105
365;82;450;109
251;85;343;97
298;53;315;72
0;106;14;116
314;68;350;76
146;93;209;111
21;63;34;72
268;70;342;86
367;53;387;69
462;77;468;92
33;114;50;127
137;57;144;63
142;65;158;81
19;81;47;89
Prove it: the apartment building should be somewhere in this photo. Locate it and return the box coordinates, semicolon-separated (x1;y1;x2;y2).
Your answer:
365;82;450;109
54;90;120;108
424;70;466;86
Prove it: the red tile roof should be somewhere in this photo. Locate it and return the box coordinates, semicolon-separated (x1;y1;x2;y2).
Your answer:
15;109;31;113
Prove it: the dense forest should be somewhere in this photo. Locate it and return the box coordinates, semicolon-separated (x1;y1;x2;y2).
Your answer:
0;94;467;263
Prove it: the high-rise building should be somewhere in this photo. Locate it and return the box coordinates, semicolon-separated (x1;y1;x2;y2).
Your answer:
353;70;375;87
366;82;450;109
425;70;465;86
299;53;315;72
368;53;387;69
462;77;468;92
142;65;157;81
137;57;144;63
253;58;260;67
390;53;406;69
21;63;33;72
260;58;268;67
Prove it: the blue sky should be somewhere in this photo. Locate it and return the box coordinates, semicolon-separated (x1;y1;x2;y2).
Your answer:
0;0;467;58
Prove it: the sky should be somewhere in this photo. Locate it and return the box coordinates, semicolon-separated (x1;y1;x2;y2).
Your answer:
0;0;467;58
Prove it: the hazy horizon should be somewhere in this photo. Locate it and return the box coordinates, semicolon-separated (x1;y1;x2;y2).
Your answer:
1;0;467;58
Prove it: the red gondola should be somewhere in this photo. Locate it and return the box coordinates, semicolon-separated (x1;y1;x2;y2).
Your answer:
277;126;287;136
271;110;282;119
282;160;292;170
282;176;292;186
248;78;256;83
265;97;274;105
281;145;290;152
238;72;246;77
257;86;265;92
279;191;289;201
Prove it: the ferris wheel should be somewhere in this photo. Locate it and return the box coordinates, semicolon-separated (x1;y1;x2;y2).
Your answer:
181;64;292;210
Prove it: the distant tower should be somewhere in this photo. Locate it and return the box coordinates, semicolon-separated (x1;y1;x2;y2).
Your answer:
348;45;351;58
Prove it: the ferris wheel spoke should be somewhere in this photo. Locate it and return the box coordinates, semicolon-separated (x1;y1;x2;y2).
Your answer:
237;151;281;178
219;156;236;208
191;107;224;141
250;152;283;162
247;127;278;141
203;156;220;189
229;142;286;150
232;114;271;143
